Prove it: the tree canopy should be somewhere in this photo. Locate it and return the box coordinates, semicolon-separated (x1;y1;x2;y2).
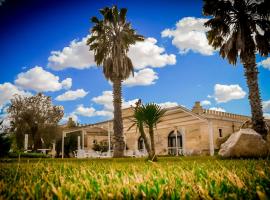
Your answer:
7;93;64;150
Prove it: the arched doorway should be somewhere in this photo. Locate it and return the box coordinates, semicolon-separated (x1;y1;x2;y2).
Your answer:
138;136;145;152
168;131;182;155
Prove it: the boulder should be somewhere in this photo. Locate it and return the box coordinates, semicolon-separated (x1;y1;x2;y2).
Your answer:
218;128;269;158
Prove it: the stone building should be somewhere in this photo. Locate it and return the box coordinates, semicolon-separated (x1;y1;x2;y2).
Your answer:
63;101;252;156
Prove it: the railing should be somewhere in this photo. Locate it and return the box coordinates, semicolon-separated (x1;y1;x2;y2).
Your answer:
167;147;183;156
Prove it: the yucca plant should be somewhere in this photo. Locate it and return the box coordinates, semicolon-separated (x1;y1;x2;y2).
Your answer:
203;0;270;138
130;102;166;161
87;6;144;157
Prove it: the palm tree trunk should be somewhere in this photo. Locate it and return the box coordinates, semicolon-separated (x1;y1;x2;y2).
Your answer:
112;78;125;157
138;123;151;156
149;126;157;161
243;54;268;139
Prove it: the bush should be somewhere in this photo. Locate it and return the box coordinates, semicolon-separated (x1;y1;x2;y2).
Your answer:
8;152;50;158
0;134;11;157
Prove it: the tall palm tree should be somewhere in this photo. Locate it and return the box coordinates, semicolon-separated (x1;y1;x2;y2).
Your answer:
87;6;144;157
130;102;166;161
203;0;270;138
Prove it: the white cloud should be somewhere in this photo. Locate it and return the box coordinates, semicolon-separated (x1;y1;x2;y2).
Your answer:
162;17;215;55
201;100;211;106
74;105;96;117
262;100;270;113
48;35;176;71
15;66;72;92
61;78;72;90
213;84;246;103
92;91;114;111
123;68;158;87
128;37;176;69
209;107;226;112
0;82;32;107
91;91;138;118
55;89;88;101
258;57;270;70
264;113;270;119
48;36;96;70
61;113;79;123
158;102;178;108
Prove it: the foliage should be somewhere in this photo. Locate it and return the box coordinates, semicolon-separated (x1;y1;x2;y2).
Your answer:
203;0;270;137
92;142;108;153
0;121;11;157
130;102;166;161
7;152;50;158
87;6;144;157
0;157;269;199
7;93;64;150
87;6;144;81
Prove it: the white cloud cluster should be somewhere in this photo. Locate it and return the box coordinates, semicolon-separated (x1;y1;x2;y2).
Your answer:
264;113;270;119
91;91;138;117
48;36;96;70
15;66;72;92
61;113;79;123
128;37;176;69
213;84;246;103
158;102;178;108
209;107;226;112
201;100;211;106
162;17;215;55
0;82;32;106
74;105;96;117
258;57;270;70
123;68;158;87
48;36;176;72
55;89;88;101
262;100;270;113
47;36;176;87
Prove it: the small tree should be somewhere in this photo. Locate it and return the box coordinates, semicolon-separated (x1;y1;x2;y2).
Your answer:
130;101;166;161
8;93;64;150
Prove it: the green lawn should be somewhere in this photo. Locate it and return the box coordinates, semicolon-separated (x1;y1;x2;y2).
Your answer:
0;157;269;199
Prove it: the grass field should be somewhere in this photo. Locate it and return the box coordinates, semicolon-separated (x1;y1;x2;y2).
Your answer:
0;156;269;199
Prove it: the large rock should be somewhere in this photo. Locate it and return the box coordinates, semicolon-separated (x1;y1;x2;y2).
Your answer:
218;128;269;158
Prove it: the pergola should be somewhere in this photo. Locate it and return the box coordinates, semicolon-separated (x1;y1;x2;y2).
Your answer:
61;124;111;159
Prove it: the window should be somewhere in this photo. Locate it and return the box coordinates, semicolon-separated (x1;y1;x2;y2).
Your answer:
93;139;97;144
168;131;182;155
138;136;144;151
218;129;222;137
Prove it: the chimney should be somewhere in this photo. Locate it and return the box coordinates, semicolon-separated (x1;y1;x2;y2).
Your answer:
192;101;203;114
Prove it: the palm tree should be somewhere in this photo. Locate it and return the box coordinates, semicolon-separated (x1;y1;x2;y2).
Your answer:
87;6;144;157
130;102;166;161
203;0;270;138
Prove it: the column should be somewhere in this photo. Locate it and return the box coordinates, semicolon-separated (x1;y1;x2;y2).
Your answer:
174;127;178;156
181;127;186;156
208;120;214;156
61;131;66;159
78;136;81;150
108;122;111;157
81;130;85;150
24;134;28;151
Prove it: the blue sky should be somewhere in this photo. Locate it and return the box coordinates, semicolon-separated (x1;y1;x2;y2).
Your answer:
0;0;270;125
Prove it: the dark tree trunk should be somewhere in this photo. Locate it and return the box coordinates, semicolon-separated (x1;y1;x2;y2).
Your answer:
138;123;152;158
148;126;157;162
112;78;125;157
243;54;268;138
